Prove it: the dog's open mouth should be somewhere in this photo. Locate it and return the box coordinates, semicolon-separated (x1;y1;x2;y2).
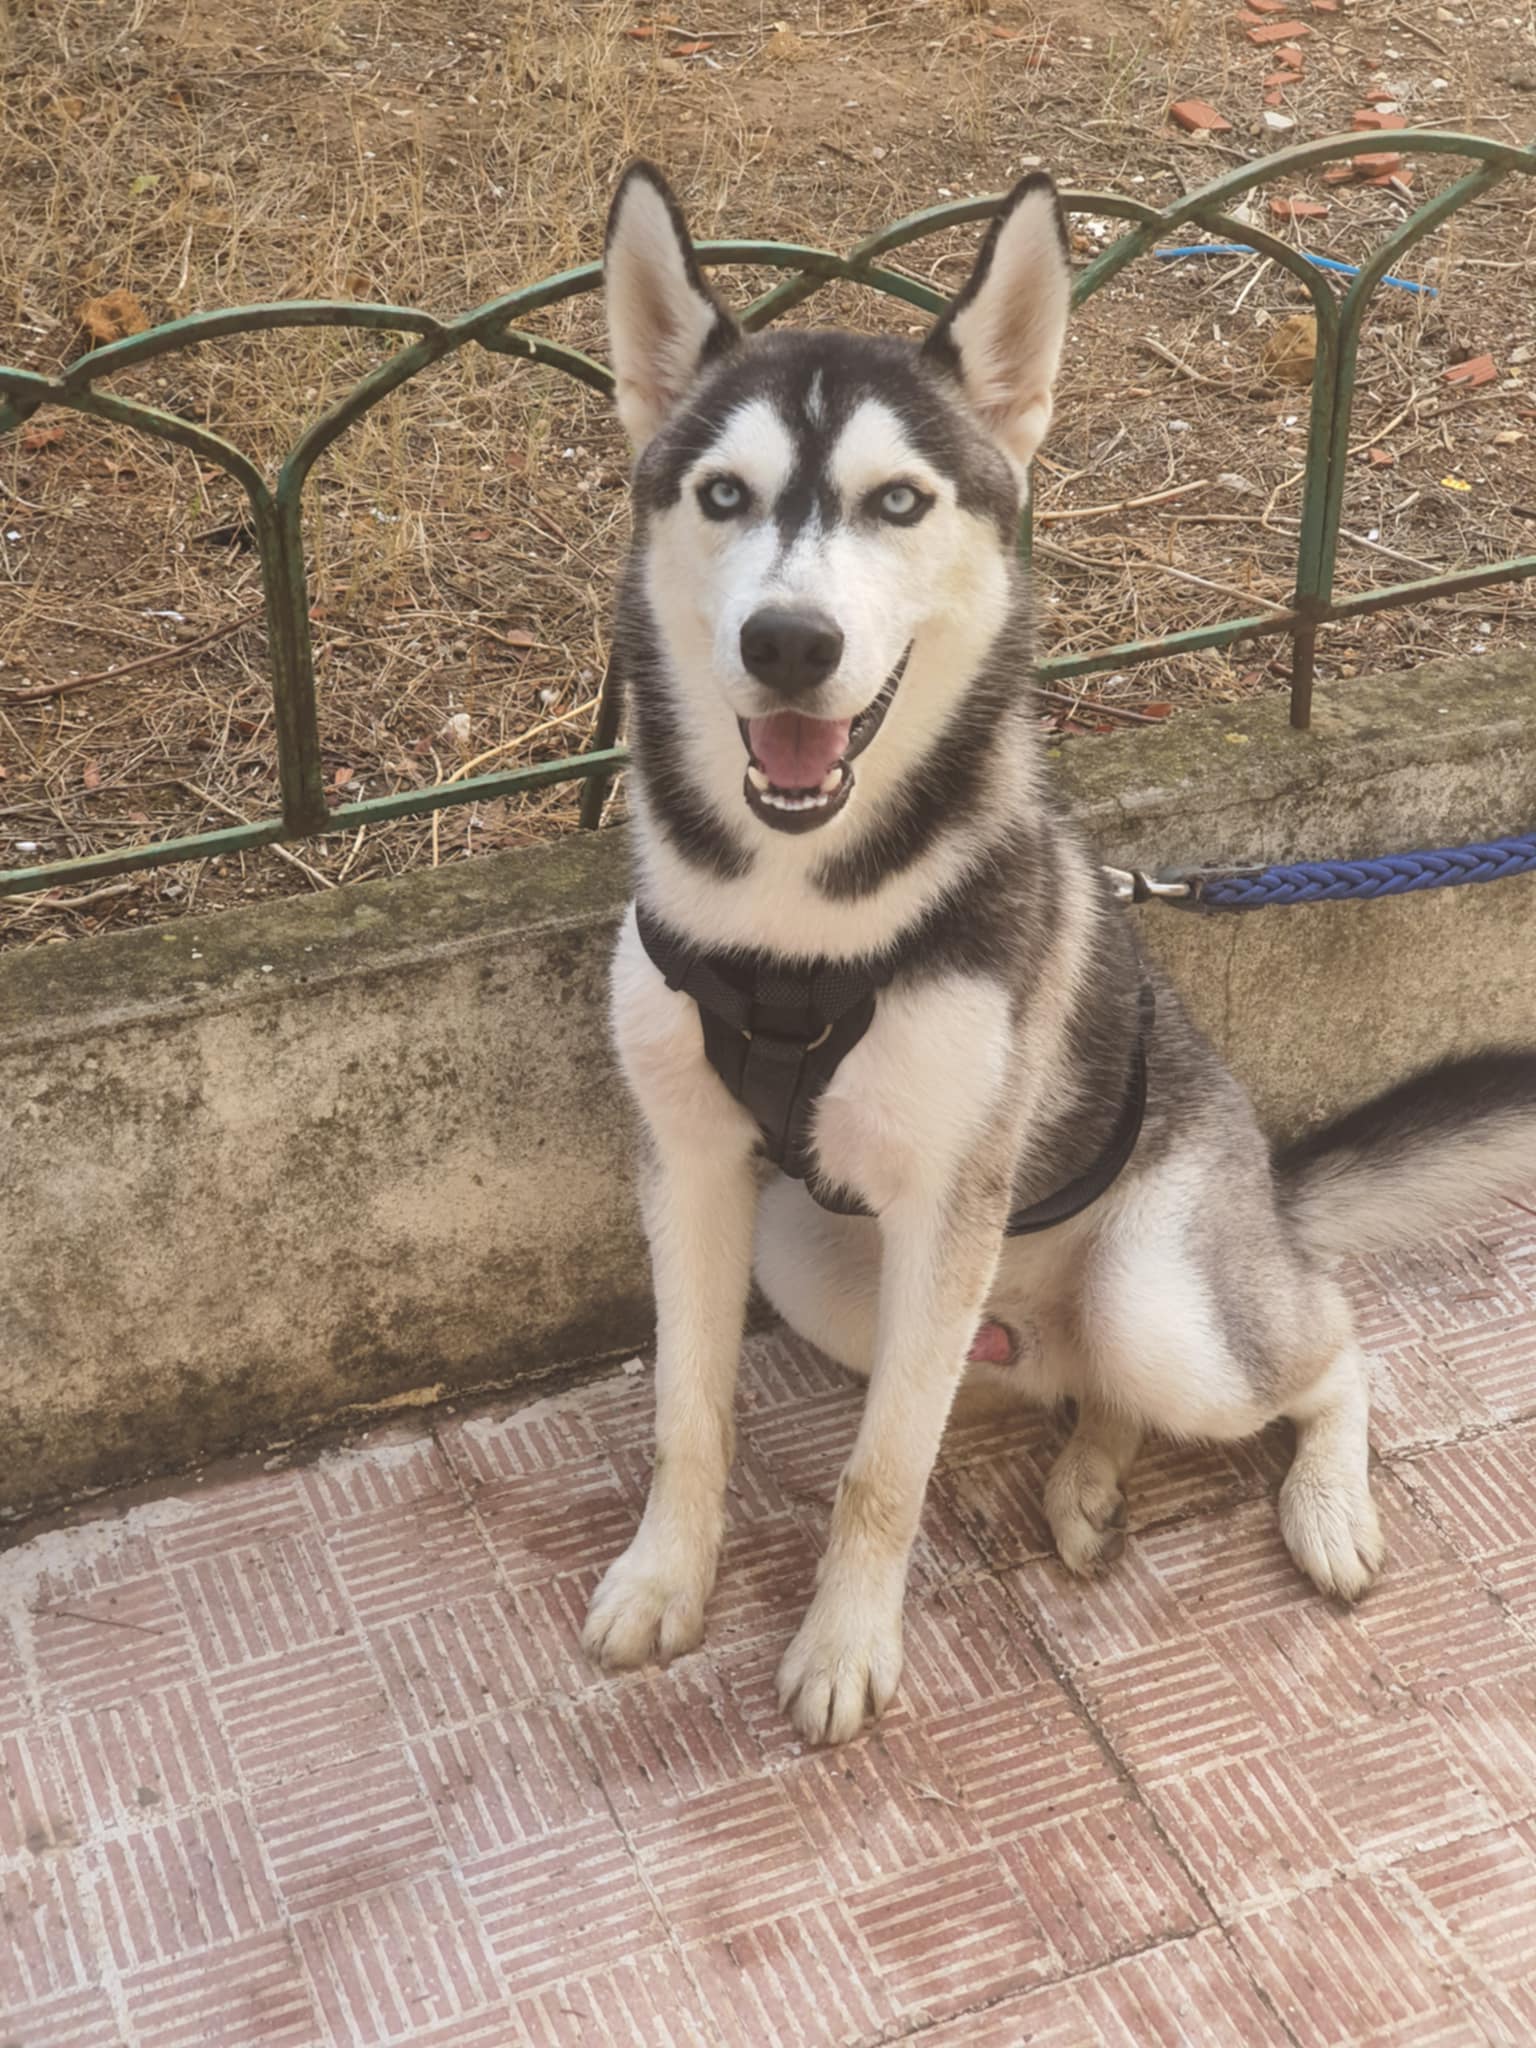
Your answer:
737;650;909;834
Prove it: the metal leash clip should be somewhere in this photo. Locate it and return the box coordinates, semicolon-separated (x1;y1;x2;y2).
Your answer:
1102;866;1193;905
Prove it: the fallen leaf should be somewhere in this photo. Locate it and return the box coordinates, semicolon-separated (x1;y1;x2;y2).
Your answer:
77;289;150;345
21;424;67;452
1269;197;1330;220
1492;428;1526;446
83;761;102;790
1365;446;1396;467
761;24;805;60
1261;311;1318;385
1440;475;1472;491
671;38;712;55
502;627;536;649
466;526;493;542
128;171;161;196
332;765;355;788
1141;702;1175;718
46;95;85;121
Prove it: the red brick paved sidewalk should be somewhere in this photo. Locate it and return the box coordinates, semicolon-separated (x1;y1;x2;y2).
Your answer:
4;1201;1536;2045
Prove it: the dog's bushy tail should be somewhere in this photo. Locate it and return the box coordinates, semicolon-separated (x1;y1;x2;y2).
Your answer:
1274;1050;1536;1262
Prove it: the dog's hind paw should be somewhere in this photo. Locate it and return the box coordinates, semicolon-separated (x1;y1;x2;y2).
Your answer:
582;1539;712;1670
1279;1470;1385;1603
1045;1448;1129;1578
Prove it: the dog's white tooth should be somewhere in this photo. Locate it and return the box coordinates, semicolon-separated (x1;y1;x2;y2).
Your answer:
747;766;770;792
818;768;842;794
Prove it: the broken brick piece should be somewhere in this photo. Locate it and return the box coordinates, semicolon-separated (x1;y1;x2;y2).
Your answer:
1443;353;1499;389
1352;151;1403;173
1249;0;1293;11
1247;17;1310;40
1270;197;1331;219
1353;108;1396;127
1276;43;1307;64
1312;0;1340;11
1170;96;1234;131
1365;447;1396;466
1264;86;1286;105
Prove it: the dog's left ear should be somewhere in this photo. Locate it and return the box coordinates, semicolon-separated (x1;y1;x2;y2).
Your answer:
922;171;1071;478
604;161;740;449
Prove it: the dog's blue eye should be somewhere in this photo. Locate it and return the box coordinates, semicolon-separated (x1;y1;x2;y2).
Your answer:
875;483;930;524
700;475;748;518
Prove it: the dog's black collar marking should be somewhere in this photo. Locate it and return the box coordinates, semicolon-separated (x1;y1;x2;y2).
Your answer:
635;907;1156;1235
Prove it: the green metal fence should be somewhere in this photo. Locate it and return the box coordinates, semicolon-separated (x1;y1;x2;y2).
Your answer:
3;130;1534;900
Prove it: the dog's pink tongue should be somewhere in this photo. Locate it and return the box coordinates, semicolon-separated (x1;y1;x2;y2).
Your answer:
747;712;852;791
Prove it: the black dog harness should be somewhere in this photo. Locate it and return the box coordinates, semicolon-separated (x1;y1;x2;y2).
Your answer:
636;904;1155;1235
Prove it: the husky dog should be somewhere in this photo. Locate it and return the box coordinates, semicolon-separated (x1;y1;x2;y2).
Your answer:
581;161;1536;1745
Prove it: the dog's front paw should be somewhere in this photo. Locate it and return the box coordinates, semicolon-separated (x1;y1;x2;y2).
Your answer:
777;1582;903;1746
582;1534;714;1671
1279;1468;1385;1603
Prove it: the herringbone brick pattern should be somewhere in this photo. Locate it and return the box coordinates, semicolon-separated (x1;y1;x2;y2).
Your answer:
4;1202;1536;2045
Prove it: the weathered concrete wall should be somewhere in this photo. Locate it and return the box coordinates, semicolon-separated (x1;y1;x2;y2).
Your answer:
2;648;1532;1519
1;839;643;1522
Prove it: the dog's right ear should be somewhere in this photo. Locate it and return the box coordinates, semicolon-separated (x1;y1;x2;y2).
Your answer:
604;162;739;449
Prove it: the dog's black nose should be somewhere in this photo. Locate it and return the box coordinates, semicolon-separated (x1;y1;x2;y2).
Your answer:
739;608;844;697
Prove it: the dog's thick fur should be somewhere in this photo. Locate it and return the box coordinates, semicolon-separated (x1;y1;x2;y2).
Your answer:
581;161;1536;1745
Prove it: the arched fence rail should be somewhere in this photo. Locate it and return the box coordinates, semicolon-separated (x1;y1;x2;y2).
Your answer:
2;130;1533;898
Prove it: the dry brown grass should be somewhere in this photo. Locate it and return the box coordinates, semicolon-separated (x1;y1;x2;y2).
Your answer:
1;0;1533;945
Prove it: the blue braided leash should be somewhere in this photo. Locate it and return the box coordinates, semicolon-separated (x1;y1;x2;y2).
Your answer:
1108;831;1536;910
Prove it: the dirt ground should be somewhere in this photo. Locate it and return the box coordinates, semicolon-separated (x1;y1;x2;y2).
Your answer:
1;0;1533;948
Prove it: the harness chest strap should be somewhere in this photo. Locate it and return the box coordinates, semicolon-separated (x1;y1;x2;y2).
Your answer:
634;904;1155;1236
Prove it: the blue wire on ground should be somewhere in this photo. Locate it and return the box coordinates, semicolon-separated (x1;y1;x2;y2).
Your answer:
1154;244;1436;297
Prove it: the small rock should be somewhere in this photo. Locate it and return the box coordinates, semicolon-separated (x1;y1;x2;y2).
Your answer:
1263;109;1297;130
1509;70;1536;91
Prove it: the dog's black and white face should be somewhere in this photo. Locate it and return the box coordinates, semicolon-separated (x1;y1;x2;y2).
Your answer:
604;163;1071;842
